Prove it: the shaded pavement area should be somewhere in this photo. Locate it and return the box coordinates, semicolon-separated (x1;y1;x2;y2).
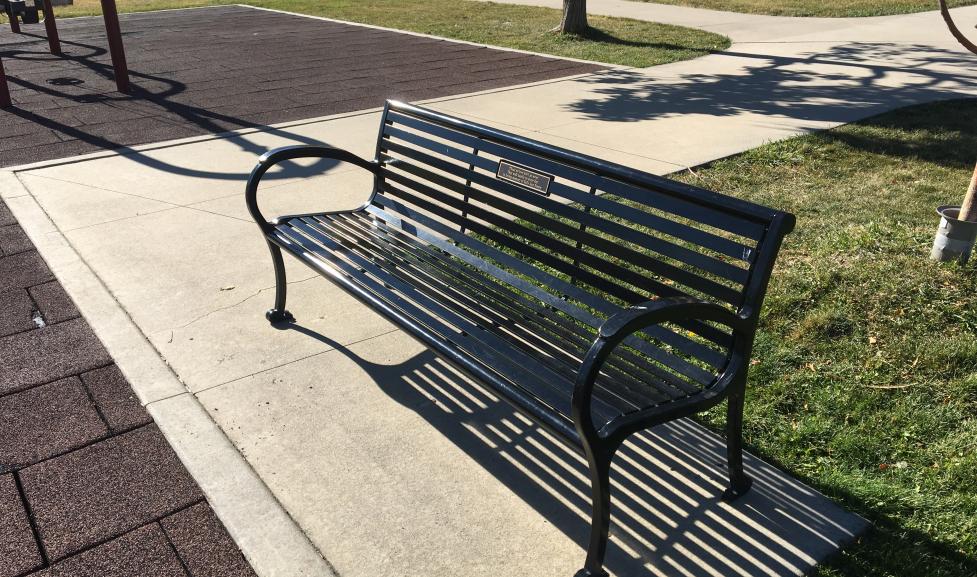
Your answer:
0;5;602;167
0;198;256;577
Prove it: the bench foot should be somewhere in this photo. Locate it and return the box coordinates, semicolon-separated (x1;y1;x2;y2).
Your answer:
573;569;609;577
722;476;753;501
265;308;294;324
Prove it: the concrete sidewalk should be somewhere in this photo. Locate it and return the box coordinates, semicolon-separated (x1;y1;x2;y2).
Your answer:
422;4;977;173
473;0;976;43
6;3;977;577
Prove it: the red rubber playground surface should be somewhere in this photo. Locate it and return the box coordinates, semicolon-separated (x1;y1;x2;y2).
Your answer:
0;5;601;168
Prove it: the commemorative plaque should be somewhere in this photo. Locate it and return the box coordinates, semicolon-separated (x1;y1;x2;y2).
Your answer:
496;160;553;196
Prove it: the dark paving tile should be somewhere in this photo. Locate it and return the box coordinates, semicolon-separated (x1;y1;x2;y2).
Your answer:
0;129;66;153
0;318;112;396
0;224;34;257
0;201;15;226
0;377;108;473
19;424;203;561
161;503;256;577
29;281;80;325
0;141;88;168
81;365;151;433
0;251;54;292
0;6;601;168
27;523;186;577
0;287;35;338
0;474;44;577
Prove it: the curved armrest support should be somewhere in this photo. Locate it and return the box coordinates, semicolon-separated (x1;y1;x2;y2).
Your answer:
573;297;749;441
246;145;379;232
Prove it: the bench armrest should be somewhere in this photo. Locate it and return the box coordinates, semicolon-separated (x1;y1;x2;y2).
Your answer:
572;297;749;439
246;145;379;232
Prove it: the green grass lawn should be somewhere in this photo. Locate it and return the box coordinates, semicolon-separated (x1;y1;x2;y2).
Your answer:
669;100;977;576
632;0;977;17
5;0;729;68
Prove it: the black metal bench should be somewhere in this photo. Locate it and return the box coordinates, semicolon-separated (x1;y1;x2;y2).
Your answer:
245;100;795;577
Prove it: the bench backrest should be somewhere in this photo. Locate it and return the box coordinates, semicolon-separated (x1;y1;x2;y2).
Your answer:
370;101;794;365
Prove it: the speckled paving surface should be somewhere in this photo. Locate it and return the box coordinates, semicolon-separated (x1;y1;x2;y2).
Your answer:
0;199;256;577
0;5;602;167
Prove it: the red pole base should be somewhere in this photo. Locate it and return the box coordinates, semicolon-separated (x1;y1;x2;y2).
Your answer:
41;0;61;55
99;0;129;93
0;57;12;108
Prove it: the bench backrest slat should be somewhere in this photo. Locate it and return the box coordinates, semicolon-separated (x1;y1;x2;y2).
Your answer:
373;101;795;355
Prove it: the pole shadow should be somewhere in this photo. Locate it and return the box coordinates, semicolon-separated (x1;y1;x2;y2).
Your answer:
1;29;340;181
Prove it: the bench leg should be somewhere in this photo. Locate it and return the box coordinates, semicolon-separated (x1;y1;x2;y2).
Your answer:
575;448;613;577
265;241;294;324
723;387;753;500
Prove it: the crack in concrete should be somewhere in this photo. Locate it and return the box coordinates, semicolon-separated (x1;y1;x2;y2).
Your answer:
167;275;319;332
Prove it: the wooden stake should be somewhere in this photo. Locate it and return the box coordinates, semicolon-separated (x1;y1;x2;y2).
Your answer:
100;0;129;94
41;0;61;55
960;159;977;223
0;57;11;108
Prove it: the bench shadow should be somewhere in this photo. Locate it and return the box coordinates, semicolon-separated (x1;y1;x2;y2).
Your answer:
282;323;868;577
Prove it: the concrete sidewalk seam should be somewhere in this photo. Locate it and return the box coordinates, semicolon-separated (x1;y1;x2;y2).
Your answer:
190;327;406;397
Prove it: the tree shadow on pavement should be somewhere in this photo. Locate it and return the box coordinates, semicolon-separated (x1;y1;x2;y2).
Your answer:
566;43;977;130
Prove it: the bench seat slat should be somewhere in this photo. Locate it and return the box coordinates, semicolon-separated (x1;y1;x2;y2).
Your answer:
277;219;627;423
327;213;694;404
339;212;709;394
303;214;707;406
275;214;724;424
362;201;723;384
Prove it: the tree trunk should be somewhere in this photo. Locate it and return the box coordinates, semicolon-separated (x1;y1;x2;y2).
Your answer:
939;0;977;56
559;0;588;35
960;159;977;223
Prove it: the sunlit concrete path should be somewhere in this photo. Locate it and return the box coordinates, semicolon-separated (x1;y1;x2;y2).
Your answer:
5;3;977;577
436;2;977;171
473;0;976;43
